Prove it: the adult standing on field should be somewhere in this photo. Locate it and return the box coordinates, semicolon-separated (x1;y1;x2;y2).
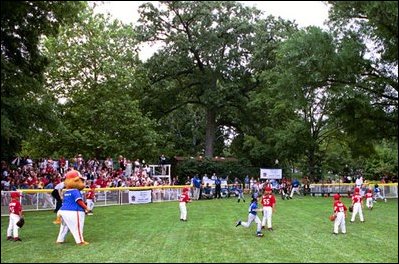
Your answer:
355;175;363;189
244;175;250;190
192;175;201;200
214;176;222;199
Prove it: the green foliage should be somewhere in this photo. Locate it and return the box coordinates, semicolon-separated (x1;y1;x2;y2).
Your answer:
174;158;257;183
135;1;264;157
245;27;342;180
2;1;397;184
327;1;398;140
23;8;162;160
327;1;398;64
363;140;398;180
1;1;86;160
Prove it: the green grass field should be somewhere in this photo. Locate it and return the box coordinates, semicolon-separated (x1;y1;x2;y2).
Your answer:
1;196;398;263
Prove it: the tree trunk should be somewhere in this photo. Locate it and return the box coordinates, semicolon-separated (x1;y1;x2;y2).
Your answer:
204;107;216;158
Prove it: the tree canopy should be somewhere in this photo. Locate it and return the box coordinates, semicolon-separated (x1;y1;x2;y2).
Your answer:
1;1;86;160
1;1;397;181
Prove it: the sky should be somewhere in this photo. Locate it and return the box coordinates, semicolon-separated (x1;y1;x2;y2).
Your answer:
92;1;330;60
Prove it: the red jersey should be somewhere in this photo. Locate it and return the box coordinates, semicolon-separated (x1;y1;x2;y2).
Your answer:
333;200;347;213
9;199;22;215
179;192;191;203
352;194;363;204
261;194;276;207
86;190;95;200
365;192;373;199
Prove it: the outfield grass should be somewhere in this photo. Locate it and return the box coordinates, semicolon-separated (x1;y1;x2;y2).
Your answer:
1;196;398;263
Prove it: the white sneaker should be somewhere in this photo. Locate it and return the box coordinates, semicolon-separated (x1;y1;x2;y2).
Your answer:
384;198;387;202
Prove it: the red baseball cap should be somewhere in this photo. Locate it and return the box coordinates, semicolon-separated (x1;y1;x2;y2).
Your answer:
65;170;86;180
354;187;360;193
265;186;272;192
10;192;20;199
333;193;340;200
182;187;189;192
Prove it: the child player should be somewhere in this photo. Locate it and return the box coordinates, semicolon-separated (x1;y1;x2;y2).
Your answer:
332;193;347;235
7;192;23;241
179;187;191;221
365;188;373;210
350;187;364;223
261;186;276;231
85;185;96;215
236;197;264;237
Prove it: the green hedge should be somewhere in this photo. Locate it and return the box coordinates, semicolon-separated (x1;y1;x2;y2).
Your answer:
173;158;258;184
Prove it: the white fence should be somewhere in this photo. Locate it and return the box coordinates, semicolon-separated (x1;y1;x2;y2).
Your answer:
308;183;398;198
1;186;185;216
1;183;397;216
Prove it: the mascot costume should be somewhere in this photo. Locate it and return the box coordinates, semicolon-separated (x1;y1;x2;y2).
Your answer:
56;170;90;245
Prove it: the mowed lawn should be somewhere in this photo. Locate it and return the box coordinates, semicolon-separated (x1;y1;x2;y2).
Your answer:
1;195;398;263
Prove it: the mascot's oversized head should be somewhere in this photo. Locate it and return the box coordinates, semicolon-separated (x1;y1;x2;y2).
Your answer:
64;170;86;190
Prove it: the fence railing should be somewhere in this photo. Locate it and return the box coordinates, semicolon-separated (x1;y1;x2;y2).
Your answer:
1;186;187;216
308;183;398;198
1;183;397;216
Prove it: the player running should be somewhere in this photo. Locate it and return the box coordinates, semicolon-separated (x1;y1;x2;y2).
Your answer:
236;197;264;237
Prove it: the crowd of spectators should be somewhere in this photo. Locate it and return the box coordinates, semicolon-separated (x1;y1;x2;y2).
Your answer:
2;156;396;193
1;155;178;191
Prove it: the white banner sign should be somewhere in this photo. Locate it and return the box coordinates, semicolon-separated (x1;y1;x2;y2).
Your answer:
260;168;282;179
128;190;152;204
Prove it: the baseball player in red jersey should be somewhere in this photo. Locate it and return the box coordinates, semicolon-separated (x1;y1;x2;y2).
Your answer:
179;187;191;221
85;185;96;215
332;193;347;235
7;192;23;241
365;188;373;210
261;186;276;231
350;187;364;223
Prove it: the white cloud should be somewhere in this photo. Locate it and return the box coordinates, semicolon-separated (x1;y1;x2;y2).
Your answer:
92;1;330;61
241;1;329;28
93;1;329;27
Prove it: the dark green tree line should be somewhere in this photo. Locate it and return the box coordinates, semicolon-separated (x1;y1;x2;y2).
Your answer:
1;1;86;160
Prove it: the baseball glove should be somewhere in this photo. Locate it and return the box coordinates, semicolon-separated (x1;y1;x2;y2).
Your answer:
329;214;336;221
349;205;353;212
16;217;25;228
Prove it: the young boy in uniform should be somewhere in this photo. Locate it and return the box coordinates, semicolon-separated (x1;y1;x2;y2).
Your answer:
332;193;347;235
261;186;276;231
236;197;264;237
179;187;191;221
7;192;23;241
